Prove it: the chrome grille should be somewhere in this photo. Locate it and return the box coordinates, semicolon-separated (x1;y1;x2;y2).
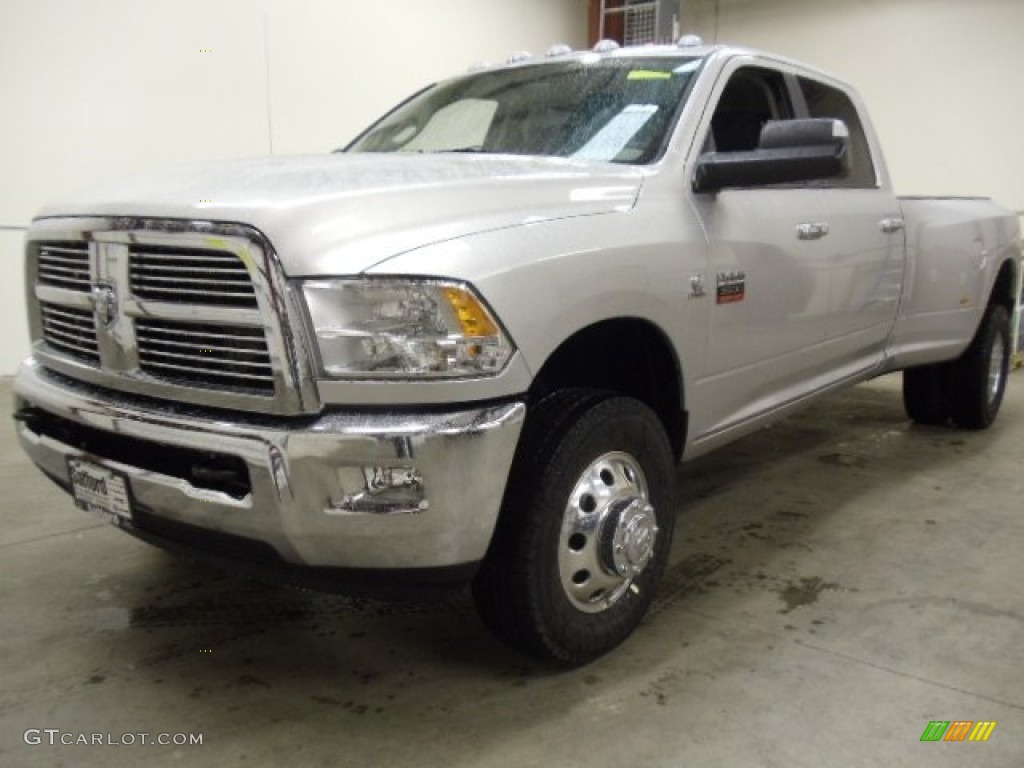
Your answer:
129;245;258;307
136;318;274;393
28;219;316;415
39;302;100;364
37;243;91;292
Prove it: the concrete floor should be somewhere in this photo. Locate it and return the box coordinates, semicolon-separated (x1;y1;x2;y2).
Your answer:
1;373;1022;767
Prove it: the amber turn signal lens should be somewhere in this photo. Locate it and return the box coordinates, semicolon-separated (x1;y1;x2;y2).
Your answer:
442;286;500;338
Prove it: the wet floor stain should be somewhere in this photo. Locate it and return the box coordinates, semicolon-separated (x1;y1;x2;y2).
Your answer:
818;452;869;468
774;509;809;520
777;577;838;614
310;695;375;714
639;668;682;706
129;588;471;631
237;674;271;688
649;553;730;617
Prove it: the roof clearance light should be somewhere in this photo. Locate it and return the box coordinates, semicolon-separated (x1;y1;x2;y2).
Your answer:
677;34;704;48
546;43;573;57
468;60;492;73
507;50;534;64
593;39;621;53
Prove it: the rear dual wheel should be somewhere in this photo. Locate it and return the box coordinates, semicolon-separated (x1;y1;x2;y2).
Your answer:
473;391;675;666
903;303;1010;430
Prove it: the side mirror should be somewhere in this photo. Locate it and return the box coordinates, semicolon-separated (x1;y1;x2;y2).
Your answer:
693;118;850;193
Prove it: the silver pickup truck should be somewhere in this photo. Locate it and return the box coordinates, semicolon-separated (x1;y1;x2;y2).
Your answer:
14;39;1021;665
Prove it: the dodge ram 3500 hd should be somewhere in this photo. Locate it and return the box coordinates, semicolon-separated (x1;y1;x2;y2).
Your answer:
14;39;1021;665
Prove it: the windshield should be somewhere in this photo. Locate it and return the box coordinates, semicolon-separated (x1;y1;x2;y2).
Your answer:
347;56;704;165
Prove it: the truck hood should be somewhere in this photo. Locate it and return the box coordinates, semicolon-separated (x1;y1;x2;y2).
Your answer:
37;153;644;276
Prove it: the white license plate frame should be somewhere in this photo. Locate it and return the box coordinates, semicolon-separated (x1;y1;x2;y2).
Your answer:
67;457;133;523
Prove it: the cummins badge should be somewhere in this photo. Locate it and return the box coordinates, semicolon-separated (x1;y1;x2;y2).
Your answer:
716;271;746;304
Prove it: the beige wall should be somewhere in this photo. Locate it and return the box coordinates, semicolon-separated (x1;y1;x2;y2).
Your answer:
682;0;1024;211
7;0;1016;373
0;0;587;374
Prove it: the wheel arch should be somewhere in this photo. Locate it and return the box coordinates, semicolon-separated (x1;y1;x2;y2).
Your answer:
527;317;687;461
988;257;1018;315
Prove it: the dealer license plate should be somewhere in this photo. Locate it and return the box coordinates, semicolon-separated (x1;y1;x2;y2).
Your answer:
67;458;133;522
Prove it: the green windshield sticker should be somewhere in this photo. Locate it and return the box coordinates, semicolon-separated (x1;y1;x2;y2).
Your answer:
627;70;672;81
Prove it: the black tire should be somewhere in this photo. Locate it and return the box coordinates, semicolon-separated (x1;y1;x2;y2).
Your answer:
949;304;1011;430
473;390;675;667
903;364;951;425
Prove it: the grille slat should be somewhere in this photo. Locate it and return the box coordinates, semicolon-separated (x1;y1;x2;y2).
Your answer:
40;305;96;332
39;255;89;268
136;318;274;394
38;242;91;292
40;264;89;277
131;251;242;264
39;304;94;322
136;336;267;357
41;276;91;290
136;359;276;383
39;302;99;364
133;275;253;287
128;264;253;276
139;347;272;369
42;326;97;348
131;284;256;298
39;245;88;256
132;325;265;345
40;315;95;334
130;245;257;307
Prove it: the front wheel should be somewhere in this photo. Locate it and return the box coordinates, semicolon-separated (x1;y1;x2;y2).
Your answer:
473;391;675;666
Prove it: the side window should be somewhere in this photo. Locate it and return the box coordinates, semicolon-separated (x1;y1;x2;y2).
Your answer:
798;77;877;188
707;67;794;153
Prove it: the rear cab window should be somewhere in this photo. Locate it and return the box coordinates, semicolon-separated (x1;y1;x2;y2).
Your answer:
797;76;877;188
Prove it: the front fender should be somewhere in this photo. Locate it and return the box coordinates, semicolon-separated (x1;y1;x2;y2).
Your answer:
367;204;710;403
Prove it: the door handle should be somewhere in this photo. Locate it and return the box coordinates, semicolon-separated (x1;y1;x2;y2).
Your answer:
797;222;830;240
879;217;905;234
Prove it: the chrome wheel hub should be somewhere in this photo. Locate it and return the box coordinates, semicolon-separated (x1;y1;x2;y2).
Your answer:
988;335;1005;405
604;498;658;578
558;452;657;613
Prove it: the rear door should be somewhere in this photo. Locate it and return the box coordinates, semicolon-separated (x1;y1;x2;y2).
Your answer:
797;75;906;379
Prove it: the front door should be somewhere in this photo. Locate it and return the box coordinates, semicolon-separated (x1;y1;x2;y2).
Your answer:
688;63;832;441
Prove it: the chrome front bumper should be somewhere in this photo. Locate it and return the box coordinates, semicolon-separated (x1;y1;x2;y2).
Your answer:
14;358;525;573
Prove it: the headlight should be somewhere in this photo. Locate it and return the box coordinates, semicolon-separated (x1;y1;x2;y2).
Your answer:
302;279;514;379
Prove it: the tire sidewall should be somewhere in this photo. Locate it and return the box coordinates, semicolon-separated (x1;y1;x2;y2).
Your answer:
969;305;1010;427
983;307;1010;420
527;398;675;662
